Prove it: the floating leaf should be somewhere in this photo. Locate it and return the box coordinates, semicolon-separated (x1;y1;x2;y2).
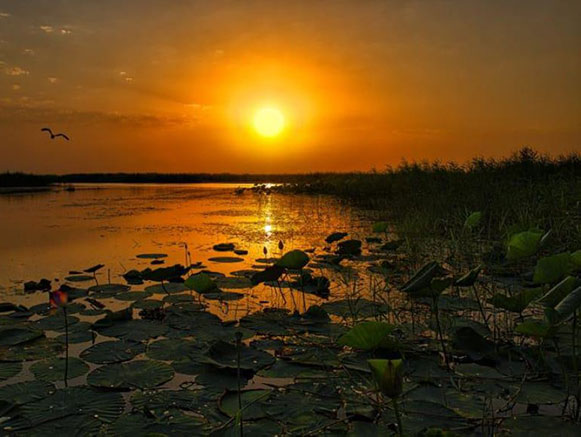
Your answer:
87;360;174;390
30;357;89;381
96;319;167;342
5;387;124;434
219;390;270;420
0;362;22;381
202;340;275;372
0;327;43;346
146;339;203;361
276;250;310;269
136;253;168;259
325;232;347;243
208;256;244;263
213;243;235;251
81;340;145;364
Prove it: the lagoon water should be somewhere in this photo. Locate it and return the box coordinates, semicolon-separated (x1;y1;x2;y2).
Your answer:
0;183;374;314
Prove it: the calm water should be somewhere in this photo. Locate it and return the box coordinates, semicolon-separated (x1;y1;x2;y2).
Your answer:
0;183;375;314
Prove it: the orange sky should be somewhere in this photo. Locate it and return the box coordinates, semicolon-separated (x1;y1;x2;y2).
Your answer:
1;0;580;173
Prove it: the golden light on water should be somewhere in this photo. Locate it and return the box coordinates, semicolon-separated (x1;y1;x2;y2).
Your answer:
253;107;285;138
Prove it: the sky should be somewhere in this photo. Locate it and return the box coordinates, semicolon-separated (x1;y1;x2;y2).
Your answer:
0;0;580;173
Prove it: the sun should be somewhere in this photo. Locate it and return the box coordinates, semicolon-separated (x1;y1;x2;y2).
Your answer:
253;107;285;138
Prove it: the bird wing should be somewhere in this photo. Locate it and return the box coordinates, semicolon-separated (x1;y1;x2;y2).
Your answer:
41;127;53;134
55;133;70;140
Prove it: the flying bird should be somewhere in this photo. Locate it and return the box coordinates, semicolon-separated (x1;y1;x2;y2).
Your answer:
41;127;70;141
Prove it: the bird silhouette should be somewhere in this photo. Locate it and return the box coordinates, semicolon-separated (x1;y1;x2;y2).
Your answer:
41;127;70;140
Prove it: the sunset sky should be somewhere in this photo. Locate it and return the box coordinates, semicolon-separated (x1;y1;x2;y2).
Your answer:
1;0;580;173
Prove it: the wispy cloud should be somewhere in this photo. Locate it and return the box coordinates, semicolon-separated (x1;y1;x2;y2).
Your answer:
48;77;58;83
23;49;35;56
0;12;11;18
0;101;199;127
4;66;29;76
39;25;73;35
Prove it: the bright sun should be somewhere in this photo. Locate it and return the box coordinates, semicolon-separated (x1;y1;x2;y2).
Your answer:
253;107;285;138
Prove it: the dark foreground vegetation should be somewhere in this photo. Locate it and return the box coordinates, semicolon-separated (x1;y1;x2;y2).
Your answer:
1;147;581;435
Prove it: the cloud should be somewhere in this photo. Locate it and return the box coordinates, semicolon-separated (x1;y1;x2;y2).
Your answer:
23;49;35;56
40;25;54;33
60;28;72;35
48;77;58;83
4;66;29;76
0;102;199;127
0;12;11;18
12;84;21;91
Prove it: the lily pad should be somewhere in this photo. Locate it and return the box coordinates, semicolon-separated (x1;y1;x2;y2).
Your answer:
30;357;89;381
208;256;245;263
4;387;124;434
136;253;168;259
65;275;94;282
0;362;22;381
96;319;167;342
146;339;203;361
0;327;43;346
203;340;275;372
0;380;55;406
87;360;174;390
219;390;271;420
81;340;146;364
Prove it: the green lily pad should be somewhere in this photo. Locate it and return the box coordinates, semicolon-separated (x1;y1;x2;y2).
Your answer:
219;390;271;420
506;230;543;260
34;314;79;331
203;341;275;372
107;411;205;436
0;337;63;362
4;387;124;434
208;256;245;263
0;380;55;406
65;275;94;282
131;299;164;310
145;282;188;294
97;319;167;341
114;290;153;301
87;360;174;390
88;283;131;297
81;340;146;364
0;327;44;346
516;382;568;404
203;291;244;301
146;339;203;361
136;253;168;259
30;357;89;381
0;362;22;381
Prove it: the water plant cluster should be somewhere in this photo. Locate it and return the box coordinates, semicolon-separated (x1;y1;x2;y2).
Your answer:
0;210;580;436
